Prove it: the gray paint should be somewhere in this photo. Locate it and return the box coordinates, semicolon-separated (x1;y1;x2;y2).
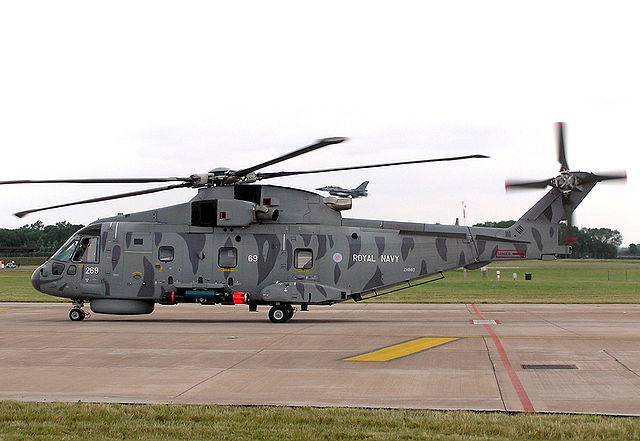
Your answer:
375;236;385;256
300;234;312;247
254;234;280;285
179;233;206;274
363;266;383;291
286;239;293;270
317;234;327;260
101;231;108;252
137;257;155;298
347;234;361;269
111;245;121;271
436;238;448;260
334;263;341;284
532;227;543;251
401;237;415;261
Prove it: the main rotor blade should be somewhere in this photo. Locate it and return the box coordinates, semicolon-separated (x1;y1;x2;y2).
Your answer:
557;122;569;172
233;137;348;177
14;183;191;218
256;154;489;180
505;178;553;190
0;177;191;186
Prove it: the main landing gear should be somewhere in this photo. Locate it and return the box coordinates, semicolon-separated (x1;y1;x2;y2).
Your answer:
69;300;90;321
268;304;295;323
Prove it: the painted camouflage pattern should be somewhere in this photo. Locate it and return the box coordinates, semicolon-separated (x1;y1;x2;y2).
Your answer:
31;177;598;310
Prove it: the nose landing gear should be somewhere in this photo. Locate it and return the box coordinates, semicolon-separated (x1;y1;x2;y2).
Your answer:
69;300;90;321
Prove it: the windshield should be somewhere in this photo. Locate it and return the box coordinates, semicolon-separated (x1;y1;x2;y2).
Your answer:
52;237;80;261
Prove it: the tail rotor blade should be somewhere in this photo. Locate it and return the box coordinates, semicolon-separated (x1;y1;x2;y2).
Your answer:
557;122;569;172
505;178;553;190
581;171;627;184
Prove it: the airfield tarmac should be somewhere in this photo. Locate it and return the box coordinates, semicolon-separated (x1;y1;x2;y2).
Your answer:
1;302;639;415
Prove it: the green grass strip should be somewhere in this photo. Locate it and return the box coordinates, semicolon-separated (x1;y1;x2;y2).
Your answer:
0;402;639;441
2;260;639;304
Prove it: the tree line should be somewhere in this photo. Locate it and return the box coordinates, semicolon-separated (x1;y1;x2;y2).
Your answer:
0;221;84;256
473;220;627;259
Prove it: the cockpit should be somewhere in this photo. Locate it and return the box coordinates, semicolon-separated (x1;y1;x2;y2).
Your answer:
51;224;101;264
53;236;99;263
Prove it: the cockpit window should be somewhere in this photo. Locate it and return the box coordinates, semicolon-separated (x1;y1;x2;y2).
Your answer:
52;238;79;261
72;237;100;263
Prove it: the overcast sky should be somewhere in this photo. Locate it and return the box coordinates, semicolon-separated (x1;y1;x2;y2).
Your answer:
1;1;638;244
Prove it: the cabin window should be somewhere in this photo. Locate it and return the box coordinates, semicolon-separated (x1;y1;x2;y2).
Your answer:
72;237;99;263
294;249;313;269
158;246;174;262
134;238;144;245
218;247;237;268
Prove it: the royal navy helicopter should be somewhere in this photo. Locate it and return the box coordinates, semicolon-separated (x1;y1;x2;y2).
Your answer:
0;124;625;323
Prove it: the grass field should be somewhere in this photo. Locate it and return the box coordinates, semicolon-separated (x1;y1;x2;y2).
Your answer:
1;259;638;303
0;401;639;441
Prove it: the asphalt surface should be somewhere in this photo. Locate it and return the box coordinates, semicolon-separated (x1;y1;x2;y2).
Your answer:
1;302;639;415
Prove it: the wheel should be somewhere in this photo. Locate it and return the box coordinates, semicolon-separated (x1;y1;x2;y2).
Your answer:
268;305;288;323
285;305;295;321
69;309;85;321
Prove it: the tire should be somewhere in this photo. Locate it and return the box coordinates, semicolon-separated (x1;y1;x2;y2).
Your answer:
285;305;295;321
268;305;288;323
69;309;84;321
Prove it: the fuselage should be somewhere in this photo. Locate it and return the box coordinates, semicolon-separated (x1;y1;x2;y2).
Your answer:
31;183;576;317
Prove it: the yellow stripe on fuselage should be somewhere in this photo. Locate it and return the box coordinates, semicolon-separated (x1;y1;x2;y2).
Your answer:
344;337;459;362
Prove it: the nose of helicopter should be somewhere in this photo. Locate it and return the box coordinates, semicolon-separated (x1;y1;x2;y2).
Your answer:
31;266;43;292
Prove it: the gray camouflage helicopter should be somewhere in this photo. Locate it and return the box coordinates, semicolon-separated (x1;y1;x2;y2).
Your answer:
1;124;625;323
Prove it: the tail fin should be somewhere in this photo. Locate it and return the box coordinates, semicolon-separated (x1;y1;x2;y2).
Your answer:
357;181;369;190
508;176;599;259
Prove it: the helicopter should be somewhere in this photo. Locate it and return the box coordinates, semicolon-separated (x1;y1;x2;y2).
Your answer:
316;181;369;198
0;124;625;323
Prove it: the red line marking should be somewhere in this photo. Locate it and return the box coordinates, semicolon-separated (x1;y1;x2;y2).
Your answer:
471;304;535;413
471;303;486;320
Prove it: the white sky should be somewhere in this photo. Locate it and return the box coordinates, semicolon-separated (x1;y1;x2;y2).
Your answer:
1;1;638;244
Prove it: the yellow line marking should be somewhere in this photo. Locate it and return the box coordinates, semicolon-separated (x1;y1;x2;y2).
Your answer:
218;269;238;272
344;337;460;362
293;270;313;273
0;307;9;310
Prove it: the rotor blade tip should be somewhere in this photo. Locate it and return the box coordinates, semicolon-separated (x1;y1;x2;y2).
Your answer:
320;137;348;144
